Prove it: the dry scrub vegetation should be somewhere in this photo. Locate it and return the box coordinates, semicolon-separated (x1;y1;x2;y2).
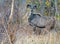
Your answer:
0;0;60;44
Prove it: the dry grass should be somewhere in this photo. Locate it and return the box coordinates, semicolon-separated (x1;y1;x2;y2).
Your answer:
14;25;60;44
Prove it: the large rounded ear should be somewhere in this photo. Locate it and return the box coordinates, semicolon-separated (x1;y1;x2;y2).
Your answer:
27;4;31;8
33;5;37;9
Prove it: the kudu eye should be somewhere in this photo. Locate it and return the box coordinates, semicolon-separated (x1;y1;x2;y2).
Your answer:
27;4;31;8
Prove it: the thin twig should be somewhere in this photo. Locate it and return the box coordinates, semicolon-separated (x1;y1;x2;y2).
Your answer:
3;24;12;44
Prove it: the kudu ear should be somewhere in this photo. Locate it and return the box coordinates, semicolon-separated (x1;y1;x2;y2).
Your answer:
33;5;37;9
27;4;31;8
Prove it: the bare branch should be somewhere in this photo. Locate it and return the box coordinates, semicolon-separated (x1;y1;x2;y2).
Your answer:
6;0;15;44
9;0;14;21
